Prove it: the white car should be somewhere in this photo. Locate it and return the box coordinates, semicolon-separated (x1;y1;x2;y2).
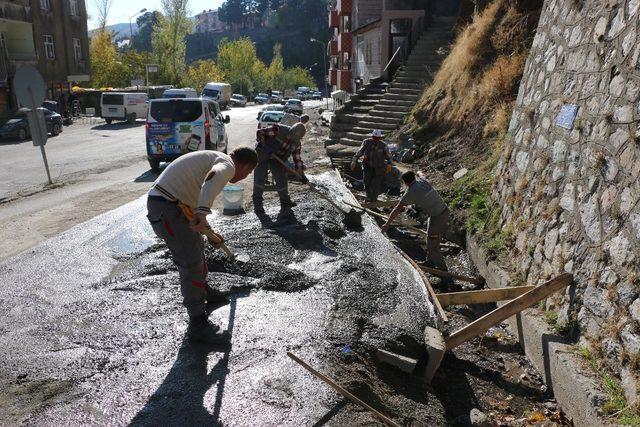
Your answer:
284;99;303;115
257;111;284;129
230;94;247;107
101;92;148;124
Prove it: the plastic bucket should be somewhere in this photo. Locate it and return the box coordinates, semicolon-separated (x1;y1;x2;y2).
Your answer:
222;185;244;211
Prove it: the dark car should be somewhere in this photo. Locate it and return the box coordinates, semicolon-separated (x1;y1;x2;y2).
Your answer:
0;108;63;141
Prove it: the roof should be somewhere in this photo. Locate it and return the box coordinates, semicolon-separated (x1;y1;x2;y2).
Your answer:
352;18;382;35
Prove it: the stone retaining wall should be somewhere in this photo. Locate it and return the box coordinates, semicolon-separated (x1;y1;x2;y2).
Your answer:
493;0;640;403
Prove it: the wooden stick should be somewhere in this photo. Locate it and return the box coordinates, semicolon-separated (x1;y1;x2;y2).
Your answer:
202;228;236;259
444;273;573;350
271;154;348;214
343;201;428;237
436;286;536;306
362;200;399;209
419;265;485;285
287;352;401;427
397;248;448;323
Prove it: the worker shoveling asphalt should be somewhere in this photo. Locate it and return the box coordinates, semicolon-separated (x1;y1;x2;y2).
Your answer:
146;147;258;344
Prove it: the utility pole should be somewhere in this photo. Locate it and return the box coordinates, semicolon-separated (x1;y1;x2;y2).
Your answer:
129;8;147;48
310;38;330;109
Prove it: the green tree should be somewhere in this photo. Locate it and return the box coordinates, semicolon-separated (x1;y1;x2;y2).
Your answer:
152;0;191;85
90;30;128;87
217;37;258;94
266;43;285;91
218;0;244;26
182;60;226;91
132;11;161;52
284;66;314;91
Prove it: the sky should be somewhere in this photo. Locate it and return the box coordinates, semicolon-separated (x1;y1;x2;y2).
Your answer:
86;0;225;29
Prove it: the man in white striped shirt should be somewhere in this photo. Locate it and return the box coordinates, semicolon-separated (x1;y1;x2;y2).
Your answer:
147;147;258;344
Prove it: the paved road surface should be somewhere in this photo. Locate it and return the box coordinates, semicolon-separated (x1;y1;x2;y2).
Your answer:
0;100;326;260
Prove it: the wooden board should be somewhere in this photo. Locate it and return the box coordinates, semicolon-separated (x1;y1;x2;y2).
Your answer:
444;273;573;350
436;286;535;306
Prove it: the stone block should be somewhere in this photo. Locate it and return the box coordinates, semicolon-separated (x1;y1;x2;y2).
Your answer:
630;298;640;323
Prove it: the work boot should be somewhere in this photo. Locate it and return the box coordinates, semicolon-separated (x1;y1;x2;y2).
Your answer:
280;199;297;208
187;315;230;344
206;286;229;306
253;204;266;215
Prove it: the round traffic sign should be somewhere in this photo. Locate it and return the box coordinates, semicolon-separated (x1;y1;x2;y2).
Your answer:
14;65;46;109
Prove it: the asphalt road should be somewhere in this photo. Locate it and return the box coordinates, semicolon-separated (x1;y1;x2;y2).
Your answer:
0;171;445;426
0;100;326;260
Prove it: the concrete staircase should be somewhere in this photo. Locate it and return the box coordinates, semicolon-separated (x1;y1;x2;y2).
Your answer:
326;16;456;161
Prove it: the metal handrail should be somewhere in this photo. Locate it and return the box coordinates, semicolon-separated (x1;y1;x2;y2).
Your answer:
383;46;403;73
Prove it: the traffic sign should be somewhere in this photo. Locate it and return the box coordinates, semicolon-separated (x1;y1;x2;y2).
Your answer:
146;64;159;73
27;108;48;147
14;65;46;109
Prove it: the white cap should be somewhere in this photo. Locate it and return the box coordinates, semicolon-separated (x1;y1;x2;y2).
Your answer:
370;129;383;138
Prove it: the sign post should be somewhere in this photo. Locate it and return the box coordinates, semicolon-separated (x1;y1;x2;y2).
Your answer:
14;65;52;184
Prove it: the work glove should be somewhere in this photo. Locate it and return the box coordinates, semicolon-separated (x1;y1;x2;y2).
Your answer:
350;161;357;171
386;164;393;173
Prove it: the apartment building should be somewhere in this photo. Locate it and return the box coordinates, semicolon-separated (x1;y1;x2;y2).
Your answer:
0;0;90;116
328;0;430;92
194;9;227;33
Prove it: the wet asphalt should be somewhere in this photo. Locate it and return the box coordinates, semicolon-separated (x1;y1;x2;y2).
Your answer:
0;172;446;426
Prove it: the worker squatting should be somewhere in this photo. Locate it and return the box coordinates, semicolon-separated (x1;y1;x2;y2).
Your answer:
146;121;449;344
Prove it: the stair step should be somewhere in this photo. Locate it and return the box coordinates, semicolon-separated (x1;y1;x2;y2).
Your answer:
360;115;402;125
327;143;359;156
351;106;374;113
345;131;368;140
394;76;424;83
353;122;397;132
378;99;416;106
369;109;407;118
392;82;424;90
387;87;422;95
383;92;421;101
330;122;355;131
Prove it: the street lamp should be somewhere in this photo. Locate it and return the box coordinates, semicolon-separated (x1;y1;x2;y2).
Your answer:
310;38;329;109
129;8;147;46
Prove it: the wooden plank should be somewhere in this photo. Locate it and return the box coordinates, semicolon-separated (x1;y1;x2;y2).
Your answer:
343;201;428;237
419;265;485;285
287;352;401;427
436;286;535;306
397;247;449;323
444;273;573;350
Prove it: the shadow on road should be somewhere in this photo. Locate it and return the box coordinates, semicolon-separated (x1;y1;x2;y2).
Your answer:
134;169;162;183
129;297;239;426
91;121;145;131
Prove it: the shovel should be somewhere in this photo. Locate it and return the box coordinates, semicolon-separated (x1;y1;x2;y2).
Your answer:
419;273;573;381
271;154;363;227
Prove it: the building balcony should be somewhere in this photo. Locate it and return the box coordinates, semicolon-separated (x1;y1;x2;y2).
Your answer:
329;39;338;56
0;2;32;22
336;0;352;16
329;10;339;28
330;68;337;85
337;69;352;91
338;32;352;53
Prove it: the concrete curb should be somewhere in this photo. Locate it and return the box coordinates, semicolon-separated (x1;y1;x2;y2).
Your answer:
466;236;610;427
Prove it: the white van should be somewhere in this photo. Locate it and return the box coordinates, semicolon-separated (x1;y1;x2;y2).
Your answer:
162;88;198;99
101;92;148;124
202;82;232;109
146;98;230;171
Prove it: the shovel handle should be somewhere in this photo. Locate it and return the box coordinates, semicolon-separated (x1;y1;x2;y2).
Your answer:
202;228;236;259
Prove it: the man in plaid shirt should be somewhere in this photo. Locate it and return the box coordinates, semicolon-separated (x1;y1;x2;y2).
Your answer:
351;129;393;202
252;122;308;215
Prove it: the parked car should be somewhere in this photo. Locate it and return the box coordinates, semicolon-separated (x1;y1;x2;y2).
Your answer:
162;88;199;98
296;86;311;100
0;108;63;140
202;82;232;109
257;111;284;129
254;93;270;104
284;99;303;115
257;105;285;121
101;92;148;124
312;91;322;100
146;98;230;171
270;90;283;103
229;94;247;107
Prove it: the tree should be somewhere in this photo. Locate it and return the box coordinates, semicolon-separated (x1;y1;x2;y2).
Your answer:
284;66;314;91
266;43;285;91
218;0;244;27
90;30;128;87
182;60;225;91
94;0;112;30
132;11;161;52
152;0;192;85
217;37;258;94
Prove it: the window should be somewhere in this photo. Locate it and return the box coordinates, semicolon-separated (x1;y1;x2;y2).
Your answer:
150;100;203;123
44;35;55;60
40;0;50;10
73;38;82;62
102;94;124;105
69;0;79;16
